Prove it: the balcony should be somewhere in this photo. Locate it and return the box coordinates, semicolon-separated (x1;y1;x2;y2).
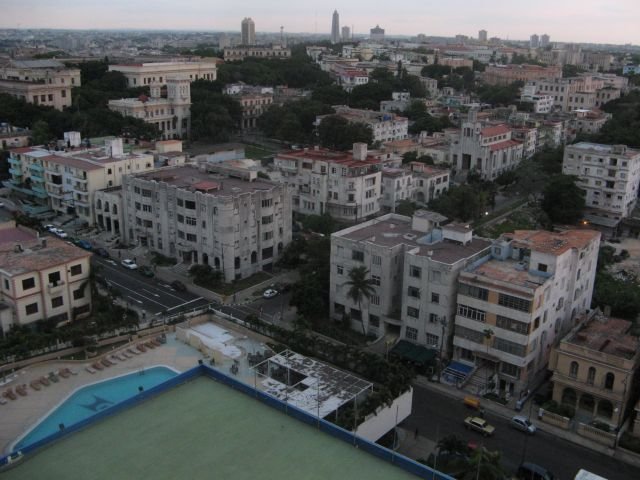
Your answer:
8;168;23;177
47;280;66;294
29;163;44;172
8;157;21;166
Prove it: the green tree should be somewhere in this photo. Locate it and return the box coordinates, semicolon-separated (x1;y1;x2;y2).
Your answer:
344;266;377;335
318;115;373;150
465;447;506;480
31;120;53;145
541;175;586;224
396;199;417;216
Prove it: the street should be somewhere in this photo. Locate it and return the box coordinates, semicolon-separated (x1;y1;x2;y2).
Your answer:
216;291;292;324
92;257;210;318
405;384;640;480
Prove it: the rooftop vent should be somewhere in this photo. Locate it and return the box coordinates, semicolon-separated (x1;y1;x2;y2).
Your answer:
403;233;417;240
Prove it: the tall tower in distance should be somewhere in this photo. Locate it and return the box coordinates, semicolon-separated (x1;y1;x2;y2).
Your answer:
530;34;539;48
341;26;351;42
241;17;256;46
478;29;487;43
540;33;550;48
331;10;340;44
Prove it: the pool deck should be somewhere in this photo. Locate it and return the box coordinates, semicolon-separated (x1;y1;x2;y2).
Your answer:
0;332;204;454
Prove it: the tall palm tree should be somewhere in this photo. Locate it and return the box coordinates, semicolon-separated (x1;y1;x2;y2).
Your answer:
344;266;377;335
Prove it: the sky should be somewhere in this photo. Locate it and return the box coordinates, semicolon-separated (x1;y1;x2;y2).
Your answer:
1;0;638;45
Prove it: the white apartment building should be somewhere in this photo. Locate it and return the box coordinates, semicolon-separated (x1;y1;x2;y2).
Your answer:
571;109;610;135
0;222;92;333
108;61;217;87
563;143;640;231
334;67;369;92
454;111;524;181
452;229;600;396
380;92;411;113
273;144;382;222
223;45;292;61
381;168;414;211
318;106;409;144
526;75;621;113
511;128;538;159
520;84;554;114
419;77;438;97
0;60;81;111
121;164;292;281
5;137;154;224
410;163;450;205
108;78;191;140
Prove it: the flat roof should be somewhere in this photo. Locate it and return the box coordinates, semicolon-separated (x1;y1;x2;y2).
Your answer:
2;377;421;480
417;237;492;265
465;257;547;291
339;216;421;248
504;229;600;256
567;314;638;359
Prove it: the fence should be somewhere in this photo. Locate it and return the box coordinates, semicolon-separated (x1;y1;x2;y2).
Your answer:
0;364;454;480
540;409;571;430
577;422;616;447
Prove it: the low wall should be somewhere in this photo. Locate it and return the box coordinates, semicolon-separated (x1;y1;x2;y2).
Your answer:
356;389;413;442
577;423;616;448
540;409;571;430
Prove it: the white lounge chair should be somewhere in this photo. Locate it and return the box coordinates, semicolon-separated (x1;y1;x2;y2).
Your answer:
85;366;96;374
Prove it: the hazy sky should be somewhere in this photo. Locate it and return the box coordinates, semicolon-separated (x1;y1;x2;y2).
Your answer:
1;0;638;45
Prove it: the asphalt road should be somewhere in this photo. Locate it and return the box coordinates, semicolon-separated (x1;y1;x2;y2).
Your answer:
92;257;210;317
406;384;640;480
216;292;292;324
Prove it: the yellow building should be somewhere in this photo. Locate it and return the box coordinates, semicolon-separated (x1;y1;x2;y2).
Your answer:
549;310;639;428
0;221;92;333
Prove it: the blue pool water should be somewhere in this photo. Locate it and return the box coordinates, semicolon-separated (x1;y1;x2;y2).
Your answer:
13;366;178;451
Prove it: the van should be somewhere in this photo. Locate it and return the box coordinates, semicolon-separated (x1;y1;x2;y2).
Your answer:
517;462;555;480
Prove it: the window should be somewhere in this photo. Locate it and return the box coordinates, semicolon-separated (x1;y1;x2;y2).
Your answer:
429;313;438;323
371;275;381;286
431;293;440;304
604;372;615;390
177;214;184;223
48;271;61;285
22;277;35;290
501;362;520;378
409;265;422;278
263;231;273;241
498;293;531;312
25;303;38;315
261;215;273;225
569;361;579;379
70;264;82;276
73;288;85;300
408;286;420;298
51;296;63;308
143;204;152;213
185;200;196;210
334;303;345;315
537;263;548;272
407;307;419;318
337;265;343;275
426;333;439;346
457;304;486;322
405;327;418;341
369;314;380;327
494;338;526;357
587;367;596;386
261;198;273;208
186;233;197;242
352;250;364;262
372;255;382;266
496;315;529;334
3;279;8;290
370;295;380;306
458;283;488;301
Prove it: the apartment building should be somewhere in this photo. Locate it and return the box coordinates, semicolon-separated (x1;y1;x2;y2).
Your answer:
549;310;639;428
563;143;640;232
273;144;381;222
520;84;554;113
223;45;292;62
482;64;562;86
224;84;273;130
419;77;438;97
108;61;217;86
571;109;610;135
333;66;369;92
511;127;538;159
0;59;81;111
108;78;191;140
380;92;411;113
5;137;154;224
454;111;524;181
121;163;292;281
0;221;92;333
318;106;409;144
452;229;600;396
526;75;621;113
410;163;450;205
381;168;413;211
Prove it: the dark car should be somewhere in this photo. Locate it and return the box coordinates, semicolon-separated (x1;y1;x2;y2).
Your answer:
170;280;187;292
139;265;154;278
94;247;110;258
75;239;93;250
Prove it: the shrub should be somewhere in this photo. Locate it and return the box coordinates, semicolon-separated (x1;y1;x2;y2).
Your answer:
619;432;640;453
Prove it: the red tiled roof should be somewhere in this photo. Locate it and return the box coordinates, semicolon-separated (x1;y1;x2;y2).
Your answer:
489;139;521;152
10;146;37;154
481;125;511;137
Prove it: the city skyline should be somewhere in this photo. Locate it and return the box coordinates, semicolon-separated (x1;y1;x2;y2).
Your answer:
1;1;639;45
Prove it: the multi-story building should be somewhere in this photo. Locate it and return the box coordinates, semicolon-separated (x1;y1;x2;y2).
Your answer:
419;77;438;97
341;26;351;42
224;84;274;130
122;163;292;280
563;143;640;233
380;92;411;113
526;75;621;113
241;17;256;45
5;137;154;224
540;34;550;48
482;64;562;86
108;78;191;140
331;10;340;44
452;229;600;396
0;125;30;149
549;310;639;428
530;34;539;49
454;111;524;181
478;30;488;43
370;25;385;42
318;106;409;144
410;163;450;205
381;168;413;211
520;84;554;113
223;45;291;61
571;109;610;135
0;221;92;333
273;143;382;222
333;66;369;92
108;61;217;87
511;127;538;159
0;59;81;111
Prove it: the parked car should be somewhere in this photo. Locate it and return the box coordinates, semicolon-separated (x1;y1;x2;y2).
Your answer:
510;415;536;434
464;416;495;437
263;288;278;299
138;265;154;278
52;228;68;239
170;280;187;292
43;224;55;232
121;259;138;270
94;247;110;258
75;239;92;250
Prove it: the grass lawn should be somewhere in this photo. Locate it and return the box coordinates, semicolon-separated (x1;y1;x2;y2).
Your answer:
243;144;277;159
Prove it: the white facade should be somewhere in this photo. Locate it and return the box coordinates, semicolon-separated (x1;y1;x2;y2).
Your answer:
241;17;256;45
381;168;414;211
122;164;293;281
108;62;217;87
319;106;409;144
520;85;554;113
563;143;640;227
273;144;382;222
410;163;450;205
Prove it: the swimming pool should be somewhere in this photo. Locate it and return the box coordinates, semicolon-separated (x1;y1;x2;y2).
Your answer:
13;366;178;451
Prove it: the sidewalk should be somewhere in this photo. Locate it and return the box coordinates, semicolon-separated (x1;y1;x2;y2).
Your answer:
413;376;640;467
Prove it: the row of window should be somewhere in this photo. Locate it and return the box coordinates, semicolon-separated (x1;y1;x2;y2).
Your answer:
24;287;85;316
17;265;83;291
568;362;616;390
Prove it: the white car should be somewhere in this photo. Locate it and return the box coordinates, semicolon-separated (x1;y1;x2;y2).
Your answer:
121;259;138;270
510;415;536;434
52;228;68;238
263;289;278;299
44;224;56;231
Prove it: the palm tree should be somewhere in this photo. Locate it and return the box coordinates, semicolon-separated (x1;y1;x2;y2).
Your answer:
344;266;377;336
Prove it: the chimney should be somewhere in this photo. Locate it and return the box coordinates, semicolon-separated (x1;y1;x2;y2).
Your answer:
41;238;47;248
353;143;368;161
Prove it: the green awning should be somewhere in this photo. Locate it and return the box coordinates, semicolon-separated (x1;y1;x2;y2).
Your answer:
390;340;437;366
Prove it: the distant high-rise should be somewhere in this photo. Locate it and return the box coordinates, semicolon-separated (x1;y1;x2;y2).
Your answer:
478;29;488;42
530;34;539;48
331;10;340;44
241;17;256;46
370;25;385;42
540;33;550;48
341;26;351;42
